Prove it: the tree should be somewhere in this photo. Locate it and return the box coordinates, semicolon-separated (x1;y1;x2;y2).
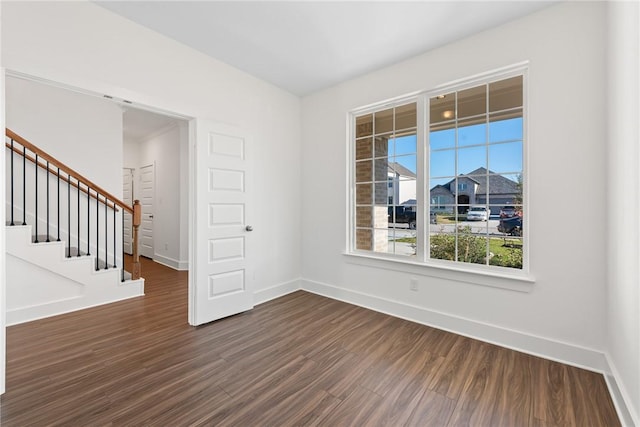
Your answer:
513;173;523;208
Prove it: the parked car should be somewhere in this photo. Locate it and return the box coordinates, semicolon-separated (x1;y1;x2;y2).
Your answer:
388;206;417;229
466;205;490;221
498;216;523;236
500;205;517;218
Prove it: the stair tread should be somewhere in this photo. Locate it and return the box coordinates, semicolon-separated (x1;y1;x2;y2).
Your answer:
66;247;88;258
95;259;117;270
34;234;61;243
14;231;127;274
61;249;120;272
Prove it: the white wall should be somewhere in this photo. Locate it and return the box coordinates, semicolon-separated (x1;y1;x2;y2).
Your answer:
606;1;640;425
302;2;609;368
1;0;301;300
123;138;139;170
5;76;123;196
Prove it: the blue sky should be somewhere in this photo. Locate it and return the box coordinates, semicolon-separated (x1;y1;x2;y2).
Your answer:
390;117;522;181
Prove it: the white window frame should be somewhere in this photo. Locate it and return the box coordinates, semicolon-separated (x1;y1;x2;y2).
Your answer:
346;63;532;288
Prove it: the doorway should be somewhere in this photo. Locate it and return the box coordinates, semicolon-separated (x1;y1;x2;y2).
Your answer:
4;74;190;293
457;194;470;214
1;73;195;395
1;70;256;397
122;108;188;269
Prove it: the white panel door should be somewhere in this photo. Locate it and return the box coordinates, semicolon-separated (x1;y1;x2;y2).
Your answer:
122;168;134;255
191;120;253;326
140;164;154;259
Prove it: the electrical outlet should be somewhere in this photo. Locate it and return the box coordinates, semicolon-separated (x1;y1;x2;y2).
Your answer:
410;278;419;292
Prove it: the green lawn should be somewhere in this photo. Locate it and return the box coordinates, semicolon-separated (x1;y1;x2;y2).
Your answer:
395;236;417;243
489;237;522;256
488;237;522;268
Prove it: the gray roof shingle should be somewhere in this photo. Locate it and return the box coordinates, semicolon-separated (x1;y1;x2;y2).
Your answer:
430;167;520;195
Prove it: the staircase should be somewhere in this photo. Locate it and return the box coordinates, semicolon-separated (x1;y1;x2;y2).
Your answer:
5;129;145;325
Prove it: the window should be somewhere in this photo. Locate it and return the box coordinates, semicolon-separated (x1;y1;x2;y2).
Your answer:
354;102;417;255
351;67;526;272
431;195;447;210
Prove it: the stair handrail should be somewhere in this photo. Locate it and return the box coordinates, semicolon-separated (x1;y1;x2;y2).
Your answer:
5;143;121;210
5;128;142;279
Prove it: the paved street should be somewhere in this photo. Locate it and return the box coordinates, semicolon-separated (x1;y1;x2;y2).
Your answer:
390;219;504;236
430;219;502;235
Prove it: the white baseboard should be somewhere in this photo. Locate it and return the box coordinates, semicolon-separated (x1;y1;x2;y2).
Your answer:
604;353;639;427
254;278;301;306
300;278;608;373
153;254;188;271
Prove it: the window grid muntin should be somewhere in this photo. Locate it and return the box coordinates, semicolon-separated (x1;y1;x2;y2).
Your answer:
353;101;418;256
350;67;526;273
428;75;523;268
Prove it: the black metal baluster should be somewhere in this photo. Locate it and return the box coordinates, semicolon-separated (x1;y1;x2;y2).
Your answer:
46;161;50;242
113;205;117;270
57;169;61;241
67;173;71;257
77;180;80;257
23;146;27;225
10;139;14;226
34;154;39;243
96;192;100;270
105;198;108;269
87;186;91;256
121;211;125;282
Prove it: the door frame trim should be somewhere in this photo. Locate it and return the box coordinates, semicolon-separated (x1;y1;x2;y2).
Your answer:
188;120;197;325
1;68;7;395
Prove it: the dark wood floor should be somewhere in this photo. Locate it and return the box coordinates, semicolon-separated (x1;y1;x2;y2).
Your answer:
1;258;620;426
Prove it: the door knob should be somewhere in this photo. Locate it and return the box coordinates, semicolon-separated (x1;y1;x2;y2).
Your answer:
245;225;253;232
149;215;154;218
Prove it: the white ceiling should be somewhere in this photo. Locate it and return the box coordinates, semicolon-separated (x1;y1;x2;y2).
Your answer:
122;107;178;142
95;1;556;96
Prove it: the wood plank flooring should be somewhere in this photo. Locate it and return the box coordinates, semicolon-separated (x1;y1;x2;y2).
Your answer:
1;258;620;426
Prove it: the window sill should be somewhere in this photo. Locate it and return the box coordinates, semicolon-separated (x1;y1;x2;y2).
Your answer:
343;252;534;293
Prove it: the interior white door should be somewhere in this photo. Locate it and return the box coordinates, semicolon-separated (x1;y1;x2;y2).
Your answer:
140;164;154;259
190;120;254;326
122;168;134;255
